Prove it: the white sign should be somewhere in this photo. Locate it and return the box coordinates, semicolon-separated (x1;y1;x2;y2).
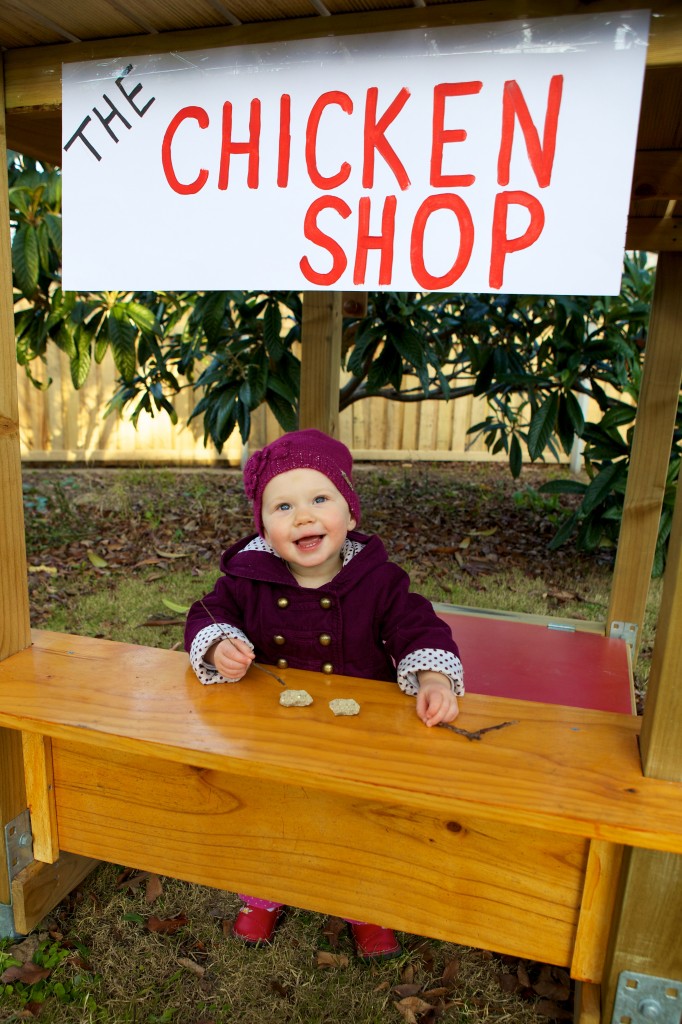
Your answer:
62;12;649;294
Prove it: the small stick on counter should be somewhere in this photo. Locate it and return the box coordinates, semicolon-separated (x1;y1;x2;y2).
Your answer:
198;600;286;686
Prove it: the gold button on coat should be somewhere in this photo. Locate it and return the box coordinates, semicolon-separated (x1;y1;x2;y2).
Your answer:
321;663;333;674
277;658;288;669
319;633;331;646
277;597;289;609
273;634;286;645
319;597;332;609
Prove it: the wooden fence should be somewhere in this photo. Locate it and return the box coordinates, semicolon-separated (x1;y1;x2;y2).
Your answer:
18;346;585;466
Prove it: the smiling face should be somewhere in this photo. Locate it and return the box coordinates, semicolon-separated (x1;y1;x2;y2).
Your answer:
261;468;357;586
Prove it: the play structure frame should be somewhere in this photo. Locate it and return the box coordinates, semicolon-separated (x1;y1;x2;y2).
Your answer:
1;6;681;1023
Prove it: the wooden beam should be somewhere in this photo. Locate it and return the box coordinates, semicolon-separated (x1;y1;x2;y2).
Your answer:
11;854;98;935
632;150;682;201
4;2;681;115
299;292;342;437
607;252;682;657
0;59;31;910
625;217;682;252
602;849;682;1021
601;410;682;1021
21;733;59;864
638;432;682;781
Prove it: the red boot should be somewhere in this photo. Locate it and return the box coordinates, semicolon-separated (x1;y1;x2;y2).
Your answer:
232;905;282;945
350;922;402;959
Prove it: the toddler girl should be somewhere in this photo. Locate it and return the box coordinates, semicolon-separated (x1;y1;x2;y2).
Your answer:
185;428;464;957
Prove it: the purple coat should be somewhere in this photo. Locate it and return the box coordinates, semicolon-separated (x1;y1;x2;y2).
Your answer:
185;531;460;682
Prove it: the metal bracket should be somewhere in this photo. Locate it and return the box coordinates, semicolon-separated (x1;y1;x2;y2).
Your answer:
610;620;639;651
612;971;682;1024
4;809;33;882
0;901;18;938
1;810;33;939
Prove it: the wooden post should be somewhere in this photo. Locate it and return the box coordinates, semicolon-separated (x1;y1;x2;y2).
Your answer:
601;257;682;1021
607;252;682;658
0;64;31;911
299;291;342;437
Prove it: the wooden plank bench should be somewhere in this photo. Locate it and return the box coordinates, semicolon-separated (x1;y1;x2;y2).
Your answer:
0;620;679;992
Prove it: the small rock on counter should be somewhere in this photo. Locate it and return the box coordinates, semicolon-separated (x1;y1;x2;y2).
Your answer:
329;698;360;716
279;689;313;707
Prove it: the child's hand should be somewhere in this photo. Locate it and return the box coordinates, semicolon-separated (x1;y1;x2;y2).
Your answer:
416;672;460;727
206;637;255;681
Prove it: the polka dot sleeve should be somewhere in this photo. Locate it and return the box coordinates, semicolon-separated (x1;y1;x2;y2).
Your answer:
189;623;254;685
397;649;464;696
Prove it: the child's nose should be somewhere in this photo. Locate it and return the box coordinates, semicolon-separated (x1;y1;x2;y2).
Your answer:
294;505;314;523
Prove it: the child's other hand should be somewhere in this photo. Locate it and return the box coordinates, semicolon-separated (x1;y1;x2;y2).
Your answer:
207;637;255;681
416;672;460;727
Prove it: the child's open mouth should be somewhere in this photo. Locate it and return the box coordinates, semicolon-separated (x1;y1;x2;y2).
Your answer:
295;535;324;551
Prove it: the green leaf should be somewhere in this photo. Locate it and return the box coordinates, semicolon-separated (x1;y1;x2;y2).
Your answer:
564;391;585;435
263;301;283;358
539;479;587;496
70;331;91;389
580;461;626;516
509;434;523;478
266;390;298;432
12;223;40;297
35;221;51;273
126;301;162;336
390;324;426;368
237;399;251;442
108;309;137;382
527;393;559;460
548;511;580;550
162;598;190;613
44;212;62;257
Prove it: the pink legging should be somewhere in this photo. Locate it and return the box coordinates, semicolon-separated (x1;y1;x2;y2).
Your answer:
238;893;365;926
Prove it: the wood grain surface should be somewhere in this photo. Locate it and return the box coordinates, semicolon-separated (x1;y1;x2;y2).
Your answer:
0;631;681;855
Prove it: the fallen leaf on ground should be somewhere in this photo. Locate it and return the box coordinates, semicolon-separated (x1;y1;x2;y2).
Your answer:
146;913;188;934
393;1005;418;1024
116;869;149;891
409;940;435;971
533;964;571;1002
145;874;164;903
8;936;41;963
87;550;108;568
393;984;421;998
1;962;51;984
316;951;349;969
535;999;573;1019
320;916;345;949
441;957;460;984
518;962;532;988
401;964;415;984
270;979;293;999
177;957;205;977
28;564;57;575
396;996;435;1014
543;588;583;603
20;1003;43;1018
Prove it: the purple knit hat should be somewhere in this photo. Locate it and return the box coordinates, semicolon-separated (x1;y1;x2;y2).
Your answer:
243;429;360;535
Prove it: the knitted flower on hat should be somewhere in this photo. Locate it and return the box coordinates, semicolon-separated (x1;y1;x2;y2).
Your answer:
243;429;360;535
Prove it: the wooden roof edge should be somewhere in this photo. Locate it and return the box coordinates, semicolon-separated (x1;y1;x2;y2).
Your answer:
3;1;682;114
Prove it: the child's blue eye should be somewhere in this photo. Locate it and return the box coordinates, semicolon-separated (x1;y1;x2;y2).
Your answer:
313;495;327;504
276;502;291;511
